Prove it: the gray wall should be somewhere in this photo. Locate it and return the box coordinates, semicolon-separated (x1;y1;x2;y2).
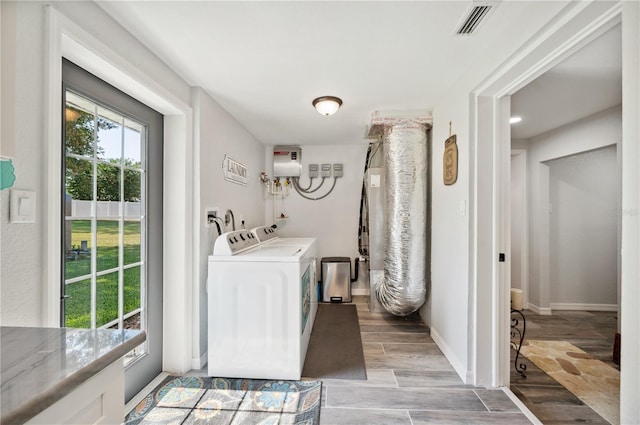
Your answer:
193;87;266;367
522;106;621;311
547;145;618;306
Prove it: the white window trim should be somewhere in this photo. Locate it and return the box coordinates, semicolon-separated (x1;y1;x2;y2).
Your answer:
44;6;195;373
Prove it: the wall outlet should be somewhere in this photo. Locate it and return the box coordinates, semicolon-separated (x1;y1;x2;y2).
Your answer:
309;163;319;178
238;214;245;229
206;207;220;226
321;163;332;177
333;163;343;178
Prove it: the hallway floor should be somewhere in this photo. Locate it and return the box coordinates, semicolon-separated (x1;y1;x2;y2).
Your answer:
175;295;535;424
510;309;618;424
317;296;533;424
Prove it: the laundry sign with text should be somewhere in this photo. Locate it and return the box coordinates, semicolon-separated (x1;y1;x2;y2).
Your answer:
223;155;248;186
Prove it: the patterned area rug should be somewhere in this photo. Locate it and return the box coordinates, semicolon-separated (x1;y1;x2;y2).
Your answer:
520;340;619;425
125;376;321;425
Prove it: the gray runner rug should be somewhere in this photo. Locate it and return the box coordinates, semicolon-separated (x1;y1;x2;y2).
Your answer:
302;303;367;380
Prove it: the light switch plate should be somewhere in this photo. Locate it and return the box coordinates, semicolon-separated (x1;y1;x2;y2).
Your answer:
10;190;36;223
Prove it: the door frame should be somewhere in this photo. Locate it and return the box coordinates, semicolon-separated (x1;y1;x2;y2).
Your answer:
61;58;164;401
469;0;623;387
44;6;195;374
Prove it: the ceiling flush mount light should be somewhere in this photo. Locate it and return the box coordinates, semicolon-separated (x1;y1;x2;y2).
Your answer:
510;116;523;124
312;96;342;116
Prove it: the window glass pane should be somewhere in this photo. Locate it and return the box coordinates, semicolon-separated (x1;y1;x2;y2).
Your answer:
96;272;119;327
124;221;141;265
96;164;121;220
63;83;149;370
65;278;91;328
65;94;95;157
96;220;119;272
65;157;93;202
65;220;92;280
62;63;161;386
124;266;141;330
124;120;142;168
97;107;122;162
124;169;142;204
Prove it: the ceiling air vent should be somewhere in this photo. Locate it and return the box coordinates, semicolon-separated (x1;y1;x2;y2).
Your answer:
456;4;494;35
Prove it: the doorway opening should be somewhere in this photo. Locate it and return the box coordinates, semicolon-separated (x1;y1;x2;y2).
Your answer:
505;23;622;422
469;0;626;410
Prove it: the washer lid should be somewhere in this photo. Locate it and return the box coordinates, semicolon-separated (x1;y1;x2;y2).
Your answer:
241;245;302;258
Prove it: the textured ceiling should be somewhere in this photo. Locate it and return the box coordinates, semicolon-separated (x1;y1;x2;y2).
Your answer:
96;1;617;146
511;24;622;140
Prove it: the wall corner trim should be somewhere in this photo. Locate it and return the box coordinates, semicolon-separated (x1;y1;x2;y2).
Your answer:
430;326;470;384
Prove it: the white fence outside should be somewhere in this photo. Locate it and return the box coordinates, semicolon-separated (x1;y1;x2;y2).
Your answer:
71;200;141;219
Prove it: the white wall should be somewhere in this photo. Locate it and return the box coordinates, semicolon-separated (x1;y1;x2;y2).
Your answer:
526;106;621;311
548;145;618;307
420;16;558;385
192;87;266;367
0;1;46;326
425;93;471;379
424;1;632;387
0;1;196;373
264;144;368;287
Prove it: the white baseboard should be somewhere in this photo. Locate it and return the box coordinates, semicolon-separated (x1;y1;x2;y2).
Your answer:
502;387;543;425
191;350;207;370
526;303;552;315
430;327;469;384
351;288;369;296
550;303;618;312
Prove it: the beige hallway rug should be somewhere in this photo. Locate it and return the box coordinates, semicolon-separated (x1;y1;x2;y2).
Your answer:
520;340;619;425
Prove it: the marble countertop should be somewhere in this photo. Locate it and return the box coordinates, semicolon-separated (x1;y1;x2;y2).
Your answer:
1;326;146;424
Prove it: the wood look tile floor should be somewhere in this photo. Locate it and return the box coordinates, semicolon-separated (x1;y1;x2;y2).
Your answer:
178;301;619;424
318;296;533;425
510;309;618;425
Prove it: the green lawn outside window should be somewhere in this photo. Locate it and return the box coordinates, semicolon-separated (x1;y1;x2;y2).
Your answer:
65;220;141;328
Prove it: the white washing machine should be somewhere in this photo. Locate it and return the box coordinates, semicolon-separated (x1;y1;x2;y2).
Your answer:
207;229;317;380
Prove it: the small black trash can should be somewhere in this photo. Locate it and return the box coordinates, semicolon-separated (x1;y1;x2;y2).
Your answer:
321;257;351;303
